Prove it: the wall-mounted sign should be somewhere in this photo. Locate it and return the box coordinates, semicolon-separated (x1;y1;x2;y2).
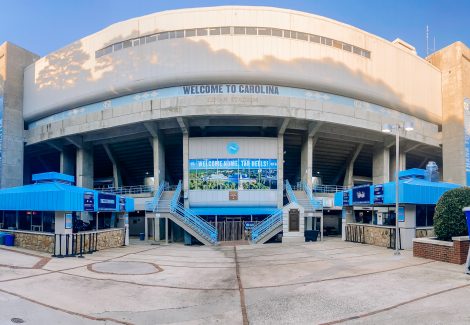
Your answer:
65;213;73;229
229;191;238;200
98;193;116;211
374;185;384;204
182;84;280;96
244;222;255;230
84;192;95;211
398;206;405;222
352;186;370;205
226;142;240;155
119;197;126;212
343;192;350;206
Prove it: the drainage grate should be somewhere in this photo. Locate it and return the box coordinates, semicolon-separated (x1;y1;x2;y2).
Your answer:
11;318;25;324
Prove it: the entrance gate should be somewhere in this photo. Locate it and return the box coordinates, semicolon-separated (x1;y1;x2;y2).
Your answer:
209;218;259;241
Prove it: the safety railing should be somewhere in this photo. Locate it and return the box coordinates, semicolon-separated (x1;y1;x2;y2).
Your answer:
169;181;218;244
312;184;349;193
95;185;154;195
145;182;165;212
251;209;283;243
53;232;99;258
301;181;323;210
285;180;298;204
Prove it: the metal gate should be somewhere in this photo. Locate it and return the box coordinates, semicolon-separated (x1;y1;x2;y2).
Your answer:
209;218;259;241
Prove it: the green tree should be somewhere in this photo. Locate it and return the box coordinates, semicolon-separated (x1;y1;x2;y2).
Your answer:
434;187;470;241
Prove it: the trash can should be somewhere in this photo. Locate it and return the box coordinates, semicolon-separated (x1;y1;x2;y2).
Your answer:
0;232;7;245
4;234;15;247
304;230;319;242
139;232;145;241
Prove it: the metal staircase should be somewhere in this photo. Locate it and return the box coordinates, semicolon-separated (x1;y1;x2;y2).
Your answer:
145;182;165;212
168;181;218;245
251;209;283;244
297;181;323;213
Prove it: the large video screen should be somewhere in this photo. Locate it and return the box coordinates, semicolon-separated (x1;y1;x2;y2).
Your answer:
189;158;277;190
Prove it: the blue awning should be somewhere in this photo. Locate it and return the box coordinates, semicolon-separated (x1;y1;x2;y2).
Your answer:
190;207;278;215
0;181;134;212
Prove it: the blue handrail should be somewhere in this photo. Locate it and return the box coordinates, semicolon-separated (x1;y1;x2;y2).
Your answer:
285;180;298;204
169;181;218;244
301;181;323;210
145;182;165;212
251;209;283;243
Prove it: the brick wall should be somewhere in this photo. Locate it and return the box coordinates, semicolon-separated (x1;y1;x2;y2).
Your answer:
413;236;469;264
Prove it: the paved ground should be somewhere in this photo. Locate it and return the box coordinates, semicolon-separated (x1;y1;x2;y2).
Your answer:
0;238;469;324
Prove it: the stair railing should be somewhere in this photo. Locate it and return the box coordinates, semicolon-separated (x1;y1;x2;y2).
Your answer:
301;180;323;210
251;209;283;243
169;181;218;244
145;182;165;212
285;180;298;204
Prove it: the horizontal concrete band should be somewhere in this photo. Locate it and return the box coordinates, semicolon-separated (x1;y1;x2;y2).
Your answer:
26;94;440;147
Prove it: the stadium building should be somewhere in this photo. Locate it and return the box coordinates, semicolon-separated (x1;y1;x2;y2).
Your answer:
0;6;469;245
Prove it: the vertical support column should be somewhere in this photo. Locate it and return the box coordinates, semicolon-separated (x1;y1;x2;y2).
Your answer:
60;146;75;176
152;135;165;189
76;143;93;188
182;133;189;208
277;134;284;209
144;215;148;241
154;214;160;241
343;144;363;187
300;136;313;187
372;145;390;184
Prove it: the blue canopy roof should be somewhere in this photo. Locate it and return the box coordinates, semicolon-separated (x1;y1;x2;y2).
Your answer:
334;169;461;207
0;174;134;212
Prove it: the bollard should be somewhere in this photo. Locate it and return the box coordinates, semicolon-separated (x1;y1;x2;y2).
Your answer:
78;234;84;258
58;234;64;258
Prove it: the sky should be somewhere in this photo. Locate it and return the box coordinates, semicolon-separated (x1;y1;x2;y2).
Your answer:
0;0;469;57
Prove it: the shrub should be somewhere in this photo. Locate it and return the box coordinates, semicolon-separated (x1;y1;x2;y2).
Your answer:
434;187;470;241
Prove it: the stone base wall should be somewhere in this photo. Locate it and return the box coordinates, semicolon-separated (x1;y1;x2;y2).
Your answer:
346;224;392;248
415;228;435;238
413;236;469;264
3;231;54;253
76;229;124;252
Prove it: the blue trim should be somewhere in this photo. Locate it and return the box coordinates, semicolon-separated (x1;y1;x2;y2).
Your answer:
190;207;278;216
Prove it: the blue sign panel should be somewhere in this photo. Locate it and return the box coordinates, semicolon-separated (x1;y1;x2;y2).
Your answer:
374;185;384;204
352;186;370;205
98;193;116;211
84;192;95;211
65;213;73;229
398;206;405;222
119;197;126;212
244;222;255;230
343;192;350;206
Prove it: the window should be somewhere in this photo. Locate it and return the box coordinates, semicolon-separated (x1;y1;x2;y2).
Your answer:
196;28;208;36
309;34;320;43
185;29;196;37
96;25;371;60
416;205;435;227
271;28;282;37
245;27;257;35
257;28;271;36
209;27;220;35
220;27;231;35
234;26;245;34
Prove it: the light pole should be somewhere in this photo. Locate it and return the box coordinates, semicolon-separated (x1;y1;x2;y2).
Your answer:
382;121;414;255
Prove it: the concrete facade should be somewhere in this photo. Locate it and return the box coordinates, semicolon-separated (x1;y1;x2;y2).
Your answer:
427;42;470;185
0;42;38;188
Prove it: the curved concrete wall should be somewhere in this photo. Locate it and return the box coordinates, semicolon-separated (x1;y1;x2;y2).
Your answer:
23;6;442;124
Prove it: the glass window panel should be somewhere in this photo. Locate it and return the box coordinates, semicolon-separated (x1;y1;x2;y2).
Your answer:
297;32;308;41
139;37;146;44
342;43;352;52
322;37;333;46
257;27;271;35
146;35;157;43
196;28;208;36
185;29;196;37
132;39;140;46
290;31;297;39
234;26;245;34
283;30;291;38
353;46;362;55
103;45;113;54
271;28;282;37
168;31;175;38
123;40;132;48
362;50;371;58
113;43;123;51
309;34;320;43
95;50;103;58
246;27;257;35
209;27;220;35
174;30;184;38
158;32;169;40
333;40;342;49
220;26;231;34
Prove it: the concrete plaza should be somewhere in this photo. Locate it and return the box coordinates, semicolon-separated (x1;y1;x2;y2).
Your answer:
0;238;469;324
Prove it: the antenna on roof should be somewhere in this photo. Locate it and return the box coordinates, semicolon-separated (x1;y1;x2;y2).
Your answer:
426;25;429;56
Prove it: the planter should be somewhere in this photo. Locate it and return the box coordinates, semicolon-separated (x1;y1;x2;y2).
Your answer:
413;236;469;264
